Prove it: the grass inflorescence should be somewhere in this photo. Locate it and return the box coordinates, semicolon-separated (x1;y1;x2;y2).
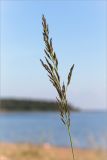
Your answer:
40;15;75;160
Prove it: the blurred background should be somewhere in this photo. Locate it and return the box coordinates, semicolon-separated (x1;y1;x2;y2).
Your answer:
0;0;107;159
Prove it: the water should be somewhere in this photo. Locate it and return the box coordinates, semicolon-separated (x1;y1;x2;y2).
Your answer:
0;111;107;148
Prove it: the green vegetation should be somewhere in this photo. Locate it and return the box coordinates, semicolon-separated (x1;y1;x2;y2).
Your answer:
40;15;75;160
0;99;78;112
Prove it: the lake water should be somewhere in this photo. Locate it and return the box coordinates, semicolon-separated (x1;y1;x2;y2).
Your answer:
0;112;107;148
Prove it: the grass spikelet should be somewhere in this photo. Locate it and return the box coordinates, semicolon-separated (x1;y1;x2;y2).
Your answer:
67;64;74;87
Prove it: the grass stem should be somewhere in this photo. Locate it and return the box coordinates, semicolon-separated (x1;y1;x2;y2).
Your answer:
40;15;75;160
67;125;75;160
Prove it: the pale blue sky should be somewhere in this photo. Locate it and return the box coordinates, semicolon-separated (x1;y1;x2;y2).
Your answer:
0;0;107;110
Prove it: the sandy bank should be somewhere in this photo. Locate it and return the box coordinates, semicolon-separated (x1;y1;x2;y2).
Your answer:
0;143;106;160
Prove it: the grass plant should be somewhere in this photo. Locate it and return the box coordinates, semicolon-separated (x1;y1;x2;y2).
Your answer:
40;15;75;160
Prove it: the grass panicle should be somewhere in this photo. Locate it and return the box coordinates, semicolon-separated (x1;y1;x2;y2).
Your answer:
40;15;75;160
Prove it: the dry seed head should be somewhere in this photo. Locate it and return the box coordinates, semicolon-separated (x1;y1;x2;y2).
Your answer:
41;15;74;128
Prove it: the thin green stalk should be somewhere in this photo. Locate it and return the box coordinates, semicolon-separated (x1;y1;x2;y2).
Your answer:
67;125;75;160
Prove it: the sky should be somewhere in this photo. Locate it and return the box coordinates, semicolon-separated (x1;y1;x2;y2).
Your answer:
0;0;107;110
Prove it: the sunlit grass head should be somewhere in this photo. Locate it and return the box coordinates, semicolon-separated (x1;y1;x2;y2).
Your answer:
40;15;75;160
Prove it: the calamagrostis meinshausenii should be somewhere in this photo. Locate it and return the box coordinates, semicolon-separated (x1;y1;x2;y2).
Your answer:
40;15;75;160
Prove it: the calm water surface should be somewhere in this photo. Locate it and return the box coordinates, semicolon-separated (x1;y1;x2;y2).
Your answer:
0;112;107;148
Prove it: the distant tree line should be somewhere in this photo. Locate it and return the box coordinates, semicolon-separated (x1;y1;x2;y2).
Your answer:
0;99;79;112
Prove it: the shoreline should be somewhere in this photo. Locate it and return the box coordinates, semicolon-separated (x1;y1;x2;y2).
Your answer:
0;143;107;160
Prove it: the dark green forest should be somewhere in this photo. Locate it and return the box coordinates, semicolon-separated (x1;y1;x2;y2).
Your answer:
0;99;78;112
